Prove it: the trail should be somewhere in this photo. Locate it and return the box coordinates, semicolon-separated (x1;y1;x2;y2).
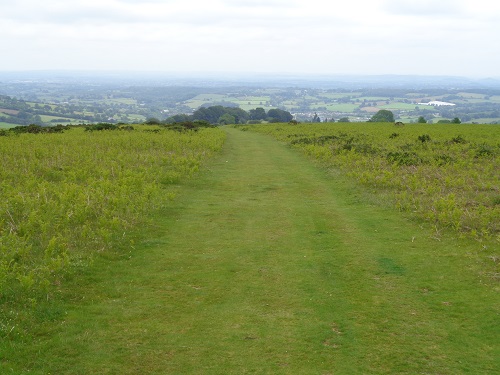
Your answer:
24;128;497;374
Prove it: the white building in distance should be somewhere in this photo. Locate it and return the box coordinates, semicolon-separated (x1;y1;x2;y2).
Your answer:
418;101;456;106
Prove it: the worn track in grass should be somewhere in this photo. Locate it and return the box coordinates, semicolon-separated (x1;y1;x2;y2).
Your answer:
8;127;498;374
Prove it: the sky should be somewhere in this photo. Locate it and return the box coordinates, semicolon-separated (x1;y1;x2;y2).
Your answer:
1;0;499;78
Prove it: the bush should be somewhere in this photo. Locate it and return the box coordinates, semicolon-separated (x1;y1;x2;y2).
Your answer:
85;123;118;131
418;134;431;143
475;144;495;158
9;124;68;134
162;120;214;132
451;135;467;144
144;118;161;125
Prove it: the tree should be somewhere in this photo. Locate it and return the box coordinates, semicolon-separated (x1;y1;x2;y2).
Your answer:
32;115;43;125
267;108;293;123
144;117;161;125
192;106;226;124
452;117;461;124
218;113;236;125
417;116;427;123
192;106;247;124
338;117;350;122
249;107;267;121
224;107;249;124
369;110;395;122
165;114;191;124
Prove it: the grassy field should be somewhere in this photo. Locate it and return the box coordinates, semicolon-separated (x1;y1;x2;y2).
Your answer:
2;125;498;374
379;103;421;110
312;103;359;112
39;115;75;123
0;125;226;356
0;122;17;129
240;123;499;243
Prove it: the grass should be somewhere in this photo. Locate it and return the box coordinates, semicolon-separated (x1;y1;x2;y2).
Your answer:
184;94;230;108
314;103;359;112
322;93;362;99
39;115;75;122
0;122;17;129
2;127;498;374
379;103;420;110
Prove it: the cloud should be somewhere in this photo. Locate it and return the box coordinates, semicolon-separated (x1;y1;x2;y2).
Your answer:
0;0;499;76
383;0;465;17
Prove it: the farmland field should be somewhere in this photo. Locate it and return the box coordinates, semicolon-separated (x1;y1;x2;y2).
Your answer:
3;77;500;126
1;124;499;374
39;115;76;123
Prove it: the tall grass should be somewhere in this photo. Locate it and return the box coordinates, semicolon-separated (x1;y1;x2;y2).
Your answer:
239;123;500;243
0;126;225;308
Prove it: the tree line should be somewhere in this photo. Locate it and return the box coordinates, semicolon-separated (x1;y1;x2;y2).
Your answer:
163;106;293;125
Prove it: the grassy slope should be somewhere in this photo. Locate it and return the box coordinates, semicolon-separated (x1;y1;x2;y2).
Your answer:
4;128;498;374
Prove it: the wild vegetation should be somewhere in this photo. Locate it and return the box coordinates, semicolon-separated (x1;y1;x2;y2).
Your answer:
0;125;225;334
3;127;498;374
238;122;500;245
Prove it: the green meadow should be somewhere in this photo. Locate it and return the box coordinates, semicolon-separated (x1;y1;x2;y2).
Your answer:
1;124;498;374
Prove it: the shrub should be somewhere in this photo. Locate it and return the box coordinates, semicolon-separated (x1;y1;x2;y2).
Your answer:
475;144;495;158
434;154;454;166
85;123;118;131
418;134;431;143
451;135;467;144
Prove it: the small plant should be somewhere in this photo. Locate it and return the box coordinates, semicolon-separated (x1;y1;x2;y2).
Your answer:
434;154;454;166
417;134;431;143
475;143;495;158
451;135;467;144
389;133;399;139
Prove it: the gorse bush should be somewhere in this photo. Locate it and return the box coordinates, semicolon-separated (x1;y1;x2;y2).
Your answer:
9;124;67;134
84;122;119;131
161;120;215;132
417;134;431;143
0;126;226;308
239;123;500;242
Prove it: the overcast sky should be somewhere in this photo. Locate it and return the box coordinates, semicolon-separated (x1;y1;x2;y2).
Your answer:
1;0;499;77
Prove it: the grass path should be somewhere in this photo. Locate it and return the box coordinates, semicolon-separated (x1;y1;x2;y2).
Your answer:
10;128;498;374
